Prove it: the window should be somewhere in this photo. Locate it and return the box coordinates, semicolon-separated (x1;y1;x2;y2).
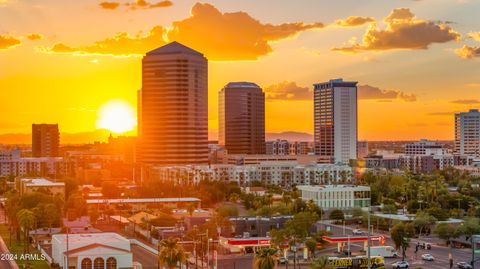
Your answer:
81;258;92;269
106;257;117;269
94;257;104;269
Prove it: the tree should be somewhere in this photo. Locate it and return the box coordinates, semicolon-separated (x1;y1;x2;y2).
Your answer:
253;247;278;269
382;204;397;214
217;204;239;217
17;209;35;253
310;256;333;269
305;238;317;260
414;212;437;237
329;209;344;221
434;223;460;264
390;222;415;261
101;181;121;198
158;237;186;269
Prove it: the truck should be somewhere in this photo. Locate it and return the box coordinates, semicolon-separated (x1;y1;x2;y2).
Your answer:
367;246;398;258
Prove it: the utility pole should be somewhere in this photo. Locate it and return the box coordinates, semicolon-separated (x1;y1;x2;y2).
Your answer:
367;206;371;269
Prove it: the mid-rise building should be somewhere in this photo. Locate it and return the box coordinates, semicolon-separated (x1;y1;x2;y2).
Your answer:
455;109;480;156
357;141;369;160
32;124;59;157
265;140;311;155
137;41;208;165
148;162;353;188
405;139;445;155
298;185;371;210
219;82;265;154
314;79;357;164
0;149;65;177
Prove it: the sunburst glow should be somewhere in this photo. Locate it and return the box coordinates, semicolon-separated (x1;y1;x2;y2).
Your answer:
96;100;136;133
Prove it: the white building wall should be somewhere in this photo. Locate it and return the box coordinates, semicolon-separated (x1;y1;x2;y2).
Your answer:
333;87;357;164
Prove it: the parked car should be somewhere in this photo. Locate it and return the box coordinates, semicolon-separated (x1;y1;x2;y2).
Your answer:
421;254;434;261
352;229;365;235
457;262;473;269
278;257;288;265
392;260;409;268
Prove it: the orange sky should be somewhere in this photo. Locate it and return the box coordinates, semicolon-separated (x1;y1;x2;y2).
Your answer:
1;0;480;142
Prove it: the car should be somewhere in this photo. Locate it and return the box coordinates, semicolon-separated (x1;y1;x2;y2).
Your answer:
457;262;473;269
353;229;364;235
392;260;409;268
278;257;288;265
421;254;434;261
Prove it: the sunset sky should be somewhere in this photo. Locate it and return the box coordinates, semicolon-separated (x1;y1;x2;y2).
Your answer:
1;0;480;142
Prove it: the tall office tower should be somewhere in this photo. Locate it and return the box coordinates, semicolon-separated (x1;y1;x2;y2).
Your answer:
219;82;266;154
313;79;357;164
137;42;208;165
455;109;480;156
32;124;60;157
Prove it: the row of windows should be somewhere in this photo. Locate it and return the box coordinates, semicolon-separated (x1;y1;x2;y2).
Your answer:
81;257;116;269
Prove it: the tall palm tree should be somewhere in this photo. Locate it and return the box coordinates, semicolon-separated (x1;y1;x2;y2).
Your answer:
158;237;186;269
253;248;278;269
17;209;35;253
310;256;333;269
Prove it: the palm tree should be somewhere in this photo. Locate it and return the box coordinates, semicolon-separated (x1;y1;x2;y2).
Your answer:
158;237;186;269
253;247;278;269
310;256;333;269
17;209;35;253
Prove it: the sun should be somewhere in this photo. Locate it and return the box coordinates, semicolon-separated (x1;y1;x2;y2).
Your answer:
96;100;136;133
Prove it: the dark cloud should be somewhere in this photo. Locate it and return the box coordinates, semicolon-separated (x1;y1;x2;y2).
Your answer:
126;0;172;10
358;85;416;102
26;33;43;40
0;35;21;50
450;99;480;104
43;3;324;60
264;81;312;101
335;16;375;27
332;8;460;53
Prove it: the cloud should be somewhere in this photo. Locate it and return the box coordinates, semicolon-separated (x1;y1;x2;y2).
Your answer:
40;26;166;56
335;16;375;27
0;35;21;50
43;3;324;60
450;99;480;104
468;32;480;41
100;0;172;10
332;8;460;53
358;84;416;102
166;3;324;60
264;81;312;101
455;45;480;59
26;33;43;41
99;2;120;9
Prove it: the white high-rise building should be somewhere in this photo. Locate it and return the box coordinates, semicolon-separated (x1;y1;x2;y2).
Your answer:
455;109;480;156
314;79;357;164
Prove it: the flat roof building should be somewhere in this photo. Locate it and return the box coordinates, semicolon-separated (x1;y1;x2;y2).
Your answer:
32;123;60;157
16;177;65;198
298;185;370;210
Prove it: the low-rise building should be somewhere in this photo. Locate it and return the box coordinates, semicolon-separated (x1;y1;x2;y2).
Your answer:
298;185;371;210
16;178;65;198
51;232;133;269
86;197;201;211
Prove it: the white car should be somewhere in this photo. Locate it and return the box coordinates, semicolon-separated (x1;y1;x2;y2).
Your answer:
392;260;409;268
421;254;434;261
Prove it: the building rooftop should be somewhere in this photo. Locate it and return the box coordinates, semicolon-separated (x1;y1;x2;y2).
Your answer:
297;185;370;191
86;197;201;204
21;178;65;187
225;82;261;88
313;78;358;89
52;232;130;247
146;41;203;57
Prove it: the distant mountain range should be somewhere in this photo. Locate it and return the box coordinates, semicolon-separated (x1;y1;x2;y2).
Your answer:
0;130;314;145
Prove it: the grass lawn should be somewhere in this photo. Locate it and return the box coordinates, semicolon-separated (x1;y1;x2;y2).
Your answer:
0;224;51;269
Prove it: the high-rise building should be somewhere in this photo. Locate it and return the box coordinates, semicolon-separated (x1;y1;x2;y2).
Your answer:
219;82;265;154
137;42;208;165
455;109;480;156
313;79;357;164
32;124;59;157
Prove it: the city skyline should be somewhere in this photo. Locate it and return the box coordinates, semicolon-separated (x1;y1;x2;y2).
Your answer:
1;0;480;142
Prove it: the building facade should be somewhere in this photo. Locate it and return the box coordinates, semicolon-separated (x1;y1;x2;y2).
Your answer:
298;185;371;210
455;109;480;156
148;162;353;188
314;79;357;164
16;178;65;198
32;124;60;157
0;150;65;178
404;139;445;155
137;41;208;165
219;82;265;154
265;140;311;155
